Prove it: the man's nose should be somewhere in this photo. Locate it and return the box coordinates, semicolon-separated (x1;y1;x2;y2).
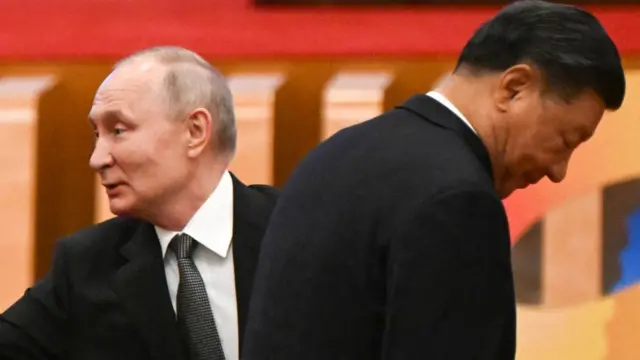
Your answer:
547;160;569;183
89;139;114;171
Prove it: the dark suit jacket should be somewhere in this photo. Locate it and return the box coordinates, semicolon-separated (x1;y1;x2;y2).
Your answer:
243;95;515;359
0;175;278;360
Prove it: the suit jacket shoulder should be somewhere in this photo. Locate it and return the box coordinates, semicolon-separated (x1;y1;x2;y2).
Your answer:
279;95;496;221
62;216;146;258
240;183;280;226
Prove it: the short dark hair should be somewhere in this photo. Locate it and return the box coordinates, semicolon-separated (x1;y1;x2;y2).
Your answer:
454;0;625;110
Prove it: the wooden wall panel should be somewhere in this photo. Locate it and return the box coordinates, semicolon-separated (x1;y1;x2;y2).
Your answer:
33;64;110;279
95;175;113;223
383;61;455;111
0;76;56;310
322;71;393;139
228;73;284;185
273;63;335;187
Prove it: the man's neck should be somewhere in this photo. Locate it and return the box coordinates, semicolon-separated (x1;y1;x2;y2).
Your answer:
148;164;227;231
434;76;507;185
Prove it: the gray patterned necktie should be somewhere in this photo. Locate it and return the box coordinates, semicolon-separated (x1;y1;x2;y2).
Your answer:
170;233;225;360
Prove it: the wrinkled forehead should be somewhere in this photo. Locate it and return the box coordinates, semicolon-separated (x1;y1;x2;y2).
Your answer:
89;61;167;122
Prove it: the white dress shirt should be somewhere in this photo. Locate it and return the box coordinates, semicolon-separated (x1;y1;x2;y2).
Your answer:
155;171;238;360
426;90;477;134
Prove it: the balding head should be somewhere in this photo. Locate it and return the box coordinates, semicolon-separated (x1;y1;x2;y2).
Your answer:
115;46;236;158
89;46;236;229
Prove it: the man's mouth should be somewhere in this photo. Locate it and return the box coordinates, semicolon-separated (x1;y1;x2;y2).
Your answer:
103;182;123;190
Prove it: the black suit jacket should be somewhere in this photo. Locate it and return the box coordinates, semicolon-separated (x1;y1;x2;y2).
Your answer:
243;95;516;359
0;175;278;360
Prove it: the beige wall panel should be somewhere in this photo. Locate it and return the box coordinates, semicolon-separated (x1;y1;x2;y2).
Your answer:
0;76;56;310
228;73;284;185
322;71;393;140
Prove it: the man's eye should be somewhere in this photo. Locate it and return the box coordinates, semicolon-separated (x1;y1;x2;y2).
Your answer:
113;128;125;135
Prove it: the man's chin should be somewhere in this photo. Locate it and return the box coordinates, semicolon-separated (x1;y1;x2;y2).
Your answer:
499;176;537;198
498;188;515;199
108;200;136;218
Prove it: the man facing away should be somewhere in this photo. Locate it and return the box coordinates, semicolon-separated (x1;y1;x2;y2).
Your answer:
0;46;278;360
243;1;625;359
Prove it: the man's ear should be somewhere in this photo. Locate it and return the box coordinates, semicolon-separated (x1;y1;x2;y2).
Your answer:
494;64;538;112
185;108;213;158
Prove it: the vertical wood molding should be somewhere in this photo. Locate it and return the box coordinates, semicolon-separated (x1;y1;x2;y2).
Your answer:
322;71;393;140
0;75;56;310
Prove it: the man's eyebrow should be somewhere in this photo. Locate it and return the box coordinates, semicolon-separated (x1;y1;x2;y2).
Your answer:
88;109;132;125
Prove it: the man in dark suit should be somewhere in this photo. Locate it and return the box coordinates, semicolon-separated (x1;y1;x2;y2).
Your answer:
243;1;625;359
0;46;278;360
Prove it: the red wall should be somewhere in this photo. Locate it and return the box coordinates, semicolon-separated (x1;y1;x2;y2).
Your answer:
1;0;639;60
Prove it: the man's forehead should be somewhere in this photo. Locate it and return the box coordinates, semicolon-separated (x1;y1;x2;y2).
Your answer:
93;63;165;106
98;60;163;90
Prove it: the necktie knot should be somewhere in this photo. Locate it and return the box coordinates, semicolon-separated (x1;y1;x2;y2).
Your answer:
170;233;198;259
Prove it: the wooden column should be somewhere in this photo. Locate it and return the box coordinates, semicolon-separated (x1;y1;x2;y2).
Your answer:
322;71;393;140
228;73;284;185
273;63;334;187
94;175;112;223
0;76;56;310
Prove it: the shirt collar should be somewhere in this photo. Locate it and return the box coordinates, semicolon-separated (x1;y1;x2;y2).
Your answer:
426;91;477;134
155;171;234;259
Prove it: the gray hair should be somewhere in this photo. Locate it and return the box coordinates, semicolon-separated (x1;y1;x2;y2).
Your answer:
115;46;236;158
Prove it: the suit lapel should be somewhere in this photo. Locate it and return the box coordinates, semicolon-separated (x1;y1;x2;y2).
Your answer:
113;222;187;360
397;94;494;182
230;175;267;352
